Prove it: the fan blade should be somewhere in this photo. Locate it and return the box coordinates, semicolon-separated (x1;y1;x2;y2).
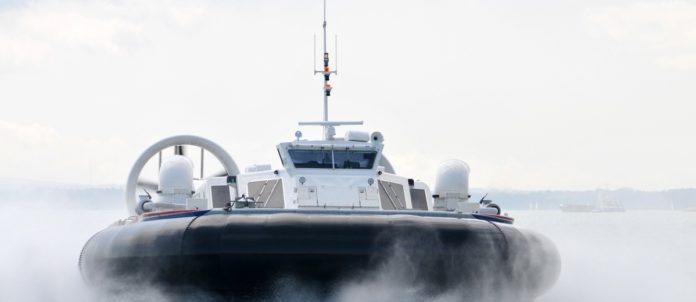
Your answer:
174;145;187;157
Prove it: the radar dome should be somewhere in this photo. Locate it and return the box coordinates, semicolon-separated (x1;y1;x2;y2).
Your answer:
433;159;470;199
158;155;194;197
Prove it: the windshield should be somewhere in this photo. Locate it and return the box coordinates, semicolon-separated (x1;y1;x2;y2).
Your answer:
288;149;377;169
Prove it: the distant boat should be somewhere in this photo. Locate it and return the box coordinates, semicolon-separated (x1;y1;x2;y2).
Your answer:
596;199;625;212
560;192;625;213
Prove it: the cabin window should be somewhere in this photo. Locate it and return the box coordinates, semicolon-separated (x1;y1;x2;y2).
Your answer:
288;150;334;168
288;149;377;169
332;150;377;169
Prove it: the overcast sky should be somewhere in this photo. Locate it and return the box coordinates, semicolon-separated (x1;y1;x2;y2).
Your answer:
0;0;694;190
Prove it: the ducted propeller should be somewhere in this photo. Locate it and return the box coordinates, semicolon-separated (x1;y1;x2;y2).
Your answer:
136;145;188;194
126;135;240;216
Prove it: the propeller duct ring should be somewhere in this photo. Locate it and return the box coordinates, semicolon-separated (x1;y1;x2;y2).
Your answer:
125;135;240;216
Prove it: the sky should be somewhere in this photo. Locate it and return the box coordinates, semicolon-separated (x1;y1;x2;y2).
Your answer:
0;0;694;190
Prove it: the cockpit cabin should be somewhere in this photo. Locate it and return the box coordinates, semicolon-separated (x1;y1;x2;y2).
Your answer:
210;131;433;211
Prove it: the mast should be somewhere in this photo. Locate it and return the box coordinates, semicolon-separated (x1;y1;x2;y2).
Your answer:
322;0;329;123
304;0;362;140
318;0;336;138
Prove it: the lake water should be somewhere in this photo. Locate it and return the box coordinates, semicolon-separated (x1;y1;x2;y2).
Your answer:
1;208;694;301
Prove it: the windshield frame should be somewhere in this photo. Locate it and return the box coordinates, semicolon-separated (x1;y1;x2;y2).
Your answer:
287;148;378;170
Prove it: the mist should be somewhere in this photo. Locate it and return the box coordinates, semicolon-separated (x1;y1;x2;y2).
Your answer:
518;211;696;302
1;193;694;301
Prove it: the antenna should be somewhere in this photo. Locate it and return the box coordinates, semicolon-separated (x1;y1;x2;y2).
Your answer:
305;0;362;140
315;0;336;123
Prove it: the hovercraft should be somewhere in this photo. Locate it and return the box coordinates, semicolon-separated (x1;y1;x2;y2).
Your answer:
79;2;560;299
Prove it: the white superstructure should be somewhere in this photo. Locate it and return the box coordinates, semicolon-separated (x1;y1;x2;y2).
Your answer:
125;124;505;216
227;130;431;210
124;0;501;218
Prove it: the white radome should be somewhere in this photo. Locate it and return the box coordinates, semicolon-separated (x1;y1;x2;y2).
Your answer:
158;155;194;198
434;159;471;199
433;159;473;212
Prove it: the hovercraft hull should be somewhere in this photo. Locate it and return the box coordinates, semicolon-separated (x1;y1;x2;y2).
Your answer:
80;209;560;298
